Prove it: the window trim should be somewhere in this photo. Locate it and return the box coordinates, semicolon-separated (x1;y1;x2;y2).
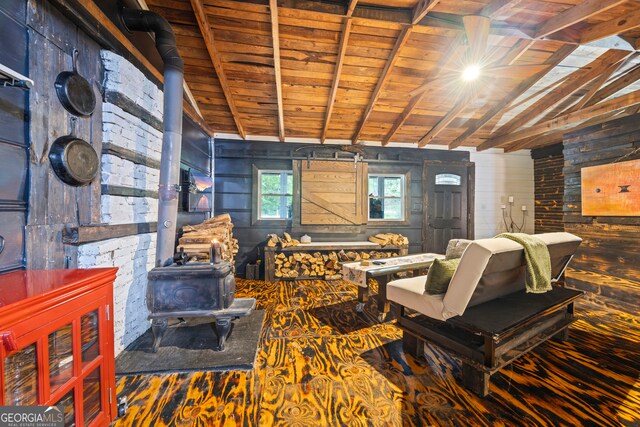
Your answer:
367;173;406;222
252;166;293;224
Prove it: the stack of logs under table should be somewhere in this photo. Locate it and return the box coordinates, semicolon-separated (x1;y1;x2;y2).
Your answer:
263;241;408;282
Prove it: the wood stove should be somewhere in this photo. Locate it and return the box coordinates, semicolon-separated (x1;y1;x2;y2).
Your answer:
146;255;255;352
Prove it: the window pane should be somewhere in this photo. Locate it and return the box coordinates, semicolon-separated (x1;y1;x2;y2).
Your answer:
261;173;282;194
285;196;292;218
369;197;383;218
383;177;402;197
261;196;292;219
368;177;379;197
435;173;461;186
382;198;403;220
261;196;281;218
286;173;293;194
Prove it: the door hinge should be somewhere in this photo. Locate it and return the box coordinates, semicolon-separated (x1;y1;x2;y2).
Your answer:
109;387;113;404
106;304;110;321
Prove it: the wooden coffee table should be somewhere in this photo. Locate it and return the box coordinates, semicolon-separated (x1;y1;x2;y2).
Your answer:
342;253;444;321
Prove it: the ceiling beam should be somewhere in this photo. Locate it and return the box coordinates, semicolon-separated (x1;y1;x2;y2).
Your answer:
414;38;536;147
480;0;524;20
560;54;633;116
534;0;627;39
448;44;577;149
417;94;470;147
270;0;286;142
503;108;628;152
190;0;246;139
321;18;353;143
136;0;205;121
382;36;464;145
346;0;358;17
580;8;640;44
585;62;640;107
412;0;440;25
352;25;414;144
485;50;630;142
478;89;640;149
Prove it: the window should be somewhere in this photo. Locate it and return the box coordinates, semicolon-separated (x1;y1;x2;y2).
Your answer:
258;170;293;220
435;173;461;186
368;174;405;221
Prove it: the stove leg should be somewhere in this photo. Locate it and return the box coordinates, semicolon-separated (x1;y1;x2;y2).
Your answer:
212;317;232;351
150;318;168;353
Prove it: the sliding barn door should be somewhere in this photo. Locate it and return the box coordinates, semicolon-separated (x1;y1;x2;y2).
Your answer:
300;160;367;225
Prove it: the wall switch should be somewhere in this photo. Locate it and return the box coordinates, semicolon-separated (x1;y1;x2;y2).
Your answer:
508;196;514;203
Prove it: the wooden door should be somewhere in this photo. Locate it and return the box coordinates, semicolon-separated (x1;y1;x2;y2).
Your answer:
423;162;474;254
300;160;368;225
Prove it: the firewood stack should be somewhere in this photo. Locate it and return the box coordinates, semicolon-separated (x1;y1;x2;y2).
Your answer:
266;232;300;248
368;233;409;246
275;249;398;280
176;213;239;264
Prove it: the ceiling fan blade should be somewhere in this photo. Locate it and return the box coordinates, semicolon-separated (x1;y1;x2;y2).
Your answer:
463;15;491;64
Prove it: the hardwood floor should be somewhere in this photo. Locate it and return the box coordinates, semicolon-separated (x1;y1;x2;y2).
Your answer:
113;278;640;426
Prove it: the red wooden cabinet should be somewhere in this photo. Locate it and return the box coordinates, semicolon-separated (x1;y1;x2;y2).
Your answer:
0;268;118;426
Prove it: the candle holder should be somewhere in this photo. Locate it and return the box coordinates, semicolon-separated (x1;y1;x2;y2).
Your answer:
501;199;526;233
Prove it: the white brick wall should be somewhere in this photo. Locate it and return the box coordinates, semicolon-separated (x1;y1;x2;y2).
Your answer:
101;154;160;191
72;50;166;355
102;103;162;162
101;195;158;225
101;50;163;121
78;233;156;354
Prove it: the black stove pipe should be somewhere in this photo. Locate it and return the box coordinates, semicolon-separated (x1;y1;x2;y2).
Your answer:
121;8;184;267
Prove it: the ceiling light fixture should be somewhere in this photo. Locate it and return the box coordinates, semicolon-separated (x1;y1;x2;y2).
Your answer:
462;64;481;82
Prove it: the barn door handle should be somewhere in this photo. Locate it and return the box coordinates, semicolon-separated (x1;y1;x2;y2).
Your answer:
0;235;5;255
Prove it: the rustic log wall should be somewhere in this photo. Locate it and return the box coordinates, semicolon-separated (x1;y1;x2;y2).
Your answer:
0;1;28;273
562;114;640;314
0;1;212;275
214;140;469;274
532;144;564;233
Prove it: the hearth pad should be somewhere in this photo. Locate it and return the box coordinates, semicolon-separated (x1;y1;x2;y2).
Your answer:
115;311;265;375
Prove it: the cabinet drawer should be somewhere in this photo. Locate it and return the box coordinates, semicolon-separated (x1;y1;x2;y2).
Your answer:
0;210;25;271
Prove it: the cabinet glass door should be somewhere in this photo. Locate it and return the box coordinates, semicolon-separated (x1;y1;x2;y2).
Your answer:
49;323;74;393
3;343;38;405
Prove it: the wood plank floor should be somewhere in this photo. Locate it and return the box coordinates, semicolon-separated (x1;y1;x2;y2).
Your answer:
113;279;640;426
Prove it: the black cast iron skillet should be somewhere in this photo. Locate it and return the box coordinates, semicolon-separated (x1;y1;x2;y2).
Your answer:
55;49;96;117
49;134;99;187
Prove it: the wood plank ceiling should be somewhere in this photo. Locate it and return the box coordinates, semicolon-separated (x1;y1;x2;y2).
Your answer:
147;0;640;151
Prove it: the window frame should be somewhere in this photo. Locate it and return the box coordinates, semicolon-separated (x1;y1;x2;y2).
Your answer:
367;173;407;222
253;167;293;223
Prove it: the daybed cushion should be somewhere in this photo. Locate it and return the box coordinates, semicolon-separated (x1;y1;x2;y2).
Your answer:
387;276;448;321
388;232;582;321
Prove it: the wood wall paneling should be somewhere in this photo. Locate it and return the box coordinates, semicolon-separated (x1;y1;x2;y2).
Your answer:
25;1;104;269
0;3;28;273
532;143;565;233
214;140;469;274
562;114;640;314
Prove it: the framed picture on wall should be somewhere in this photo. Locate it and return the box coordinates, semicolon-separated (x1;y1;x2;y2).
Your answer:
182;168;213;212
581;159;639;216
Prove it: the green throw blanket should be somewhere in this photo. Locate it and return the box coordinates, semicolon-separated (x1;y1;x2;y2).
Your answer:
495;233;552;294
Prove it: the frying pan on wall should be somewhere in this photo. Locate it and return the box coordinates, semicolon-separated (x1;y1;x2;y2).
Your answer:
55;49;96;117
49;134;99;187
